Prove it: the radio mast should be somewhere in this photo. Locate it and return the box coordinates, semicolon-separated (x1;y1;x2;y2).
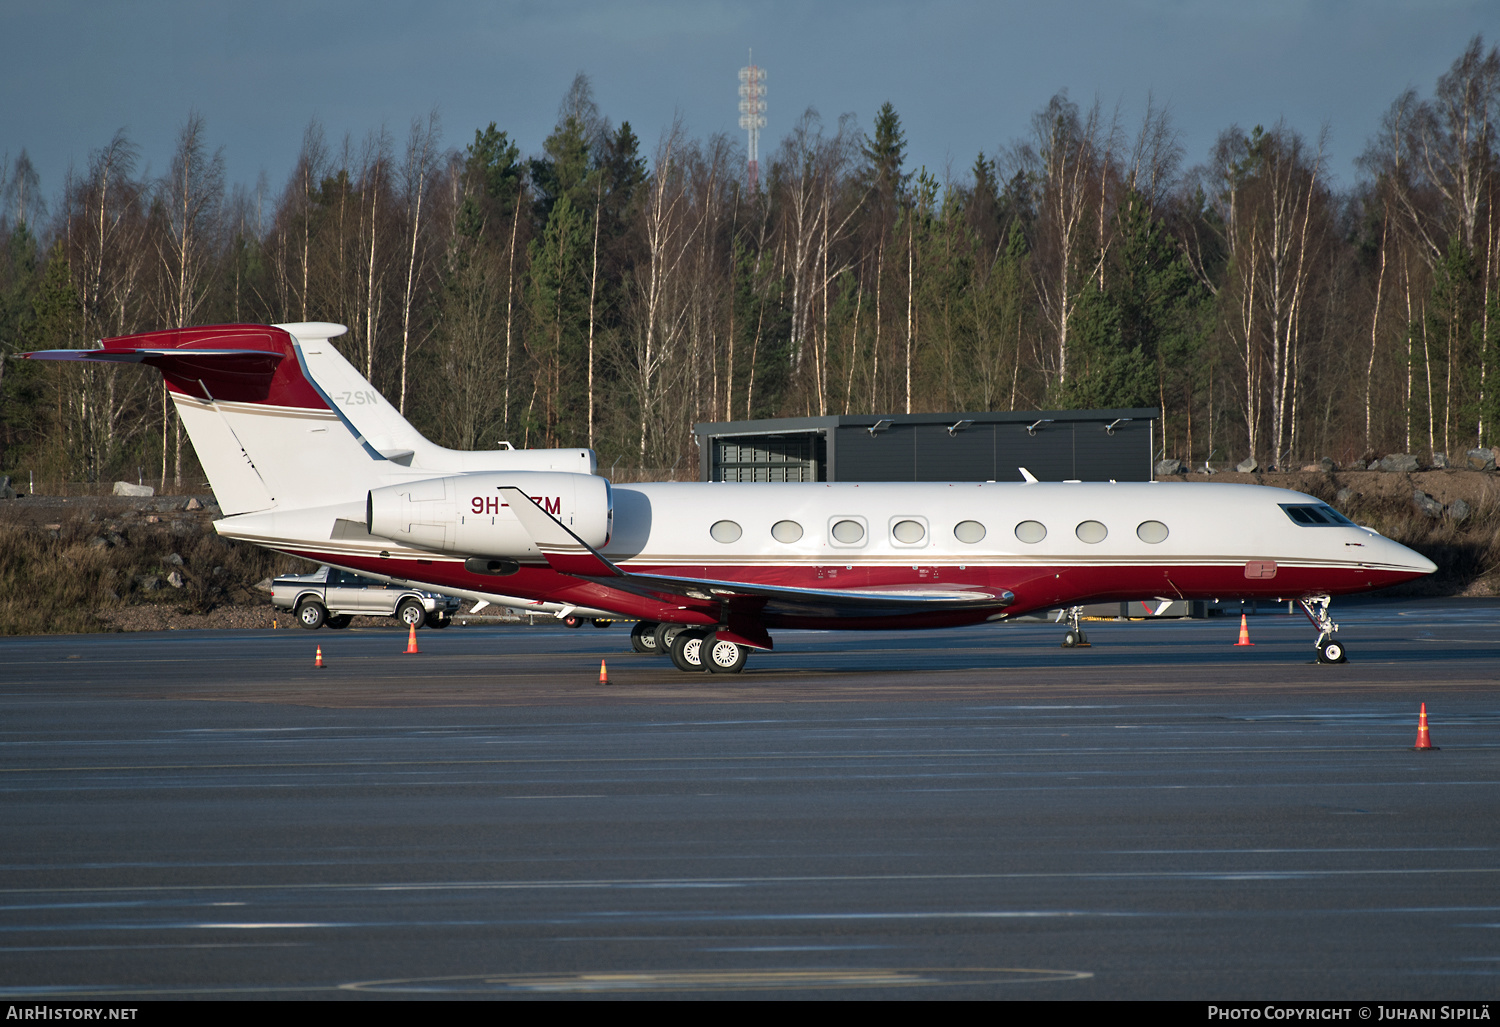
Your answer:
738;51;766;192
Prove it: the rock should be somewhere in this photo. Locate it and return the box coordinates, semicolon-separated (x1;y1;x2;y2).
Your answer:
112;481;154;497
1155;458;1184;476
1347;459;1366;471
0;475;15;499
184;498;202;511
1466;448;1496;471
1319;457;1337;472
1379;453;1420;473
1300;463;1320;472
1335;487;1356;506
255;578;274;593
1236;457;1259;473
134;575;162;591
1432;452;1450;469
87;536;109;550
167;570;185;589
145;515;158;523
1449;498;1472;522
167;553;183;566
1413;490;1444;518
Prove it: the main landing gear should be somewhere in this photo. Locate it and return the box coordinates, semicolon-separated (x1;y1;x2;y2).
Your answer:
628;620;752;674
1059;606;1090;648
1298;594;1347;664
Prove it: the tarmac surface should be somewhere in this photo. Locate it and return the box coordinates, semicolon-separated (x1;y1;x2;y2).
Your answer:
2;599;1498;1000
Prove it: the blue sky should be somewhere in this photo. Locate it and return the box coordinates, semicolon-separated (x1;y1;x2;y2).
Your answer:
4;0;1498;210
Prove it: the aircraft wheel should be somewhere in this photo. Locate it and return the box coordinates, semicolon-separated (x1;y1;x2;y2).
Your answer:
705;638;748;674
325;614;352;630
670;628;709;672
1317;640;1347;664
297;601;326;630
425;613;450;629
563;615;584;629
653;622;686;655
630;621;660;654
1061;629;1078;648
591;618;610;629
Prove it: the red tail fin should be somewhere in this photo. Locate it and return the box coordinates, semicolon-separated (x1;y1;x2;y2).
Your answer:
24;324;328;410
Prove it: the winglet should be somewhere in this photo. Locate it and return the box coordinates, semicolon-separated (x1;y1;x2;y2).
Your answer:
499;487;623;578
1018;467;1039;483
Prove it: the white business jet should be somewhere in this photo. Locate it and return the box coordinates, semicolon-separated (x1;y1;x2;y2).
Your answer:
25;322;1436;674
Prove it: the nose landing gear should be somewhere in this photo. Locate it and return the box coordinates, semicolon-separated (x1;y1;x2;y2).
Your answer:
1298;594;1347;663
1060;605;1090;648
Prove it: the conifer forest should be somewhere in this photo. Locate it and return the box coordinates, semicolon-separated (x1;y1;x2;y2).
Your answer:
3;37;1500;490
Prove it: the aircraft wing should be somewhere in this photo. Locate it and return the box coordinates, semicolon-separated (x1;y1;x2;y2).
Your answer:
498;487;1014;639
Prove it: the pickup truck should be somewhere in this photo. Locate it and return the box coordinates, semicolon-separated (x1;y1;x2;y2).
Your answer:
271;565;462;630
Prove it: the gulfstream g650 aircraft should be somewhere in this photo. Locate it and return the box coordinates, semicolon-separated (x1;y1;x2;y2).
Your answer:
25;322;1435;673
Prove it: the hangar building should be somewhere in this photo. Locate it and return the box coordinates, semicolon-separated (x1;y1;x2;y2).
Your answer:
694;408;1160;484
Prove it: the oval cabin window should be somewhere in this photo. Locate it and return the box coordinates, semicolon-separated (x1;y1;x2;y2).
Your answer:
831;519;865;544
1136;520;1169;544
1014;520;1047;544
771;519;804;543
710;520;742;543
892;519;926;544
1075;520;1108;543
954;520;986;543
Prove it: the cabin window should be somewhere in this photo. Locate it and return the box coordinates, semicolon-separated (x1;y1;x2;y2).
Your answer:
892;519;926;544
954;520;986;543
1280;503;1354;527
831;519;866;544
710;520;742;543
771;519;804;543
1136;520;1169;544
1014;520;1047;543
1076;520;1108;543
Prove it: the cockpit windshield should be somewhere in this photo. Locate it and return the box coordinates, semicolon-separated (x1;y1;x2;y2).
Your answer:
1279;503;1355;527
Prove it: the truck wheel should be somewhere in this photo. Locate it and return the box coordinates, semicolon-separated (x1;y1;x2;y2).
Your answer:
297;601;326;630
397;599;425;628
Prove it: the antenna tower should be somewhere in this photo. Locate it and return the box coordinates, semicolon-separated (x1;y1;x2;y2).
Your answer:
738;51;766;192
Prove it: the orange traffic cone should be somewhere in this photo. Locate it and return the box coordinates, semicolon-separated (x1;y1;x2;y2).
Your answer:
315;645;324;668
1412;702;1439;751
1234;613;1254;646
404;623;419;654
599;659;609;686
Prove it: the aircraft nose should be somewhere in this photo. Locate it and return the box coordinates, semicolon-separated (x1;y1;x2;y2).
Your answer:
1386;537;1437;576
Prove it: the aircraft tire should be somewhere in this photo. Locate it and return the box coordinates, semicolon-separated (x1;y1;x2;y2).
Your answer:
705;639;748;674
670;628;709;672
630;621;660;654
653;622;686;655
424;613;450;629
1061;629;1079;648
1317;640;1347;664
591;618;610;628
297;601;326;630
325;614;352;630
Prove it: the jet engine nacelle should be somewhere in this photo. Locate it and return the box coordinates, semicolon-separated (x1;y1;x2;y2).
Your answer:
367;471;611;558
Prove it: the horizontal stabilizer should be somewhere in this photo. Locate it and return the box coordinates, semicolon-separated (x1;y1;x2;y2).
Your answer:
23;325;326;410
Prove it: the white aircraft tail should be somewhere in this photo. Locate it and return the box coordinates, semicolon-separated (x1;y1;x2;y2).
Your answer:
24;322;596;516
